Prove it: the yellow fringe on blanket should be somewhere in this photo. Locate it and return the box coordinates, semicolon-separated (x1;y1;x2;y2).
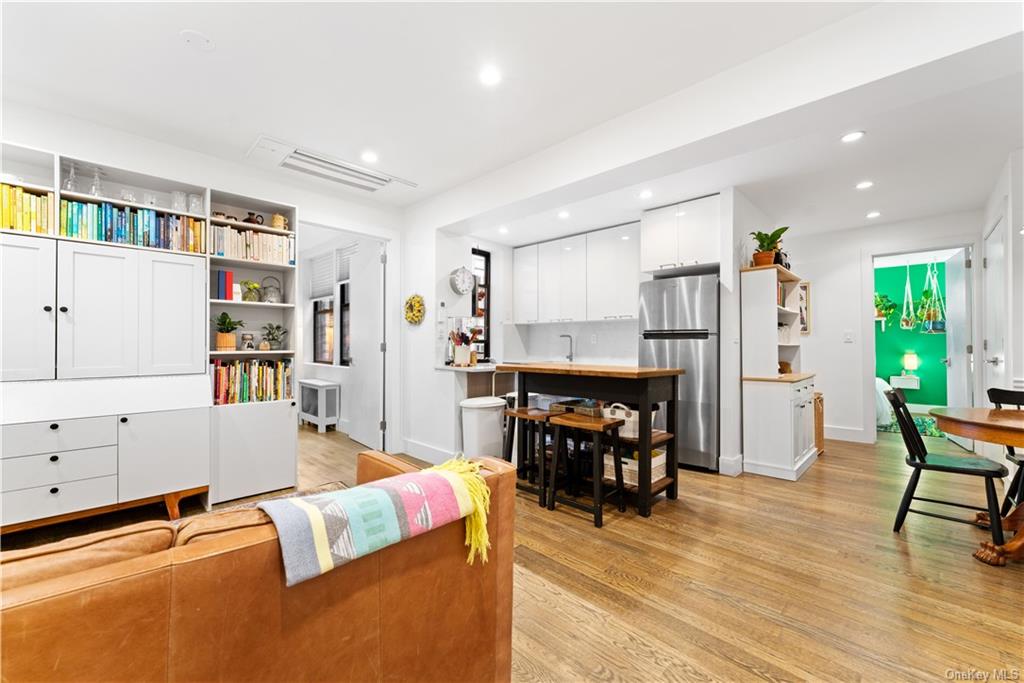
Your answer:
428;457;491;564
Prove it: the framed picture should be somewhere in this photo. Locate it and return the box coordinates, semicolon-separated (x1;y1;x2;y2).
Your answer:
798;281;811;335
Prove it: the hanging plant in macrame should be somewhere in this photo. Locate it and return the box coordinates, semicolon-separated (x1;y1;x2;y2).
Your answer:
918;262;946;334
899;264;917;330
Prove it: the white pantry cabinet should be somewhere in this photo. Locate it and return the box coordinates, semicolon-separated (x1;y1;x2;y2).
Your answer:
117;407;209;502
0;233;56;381
742;377;818;481
587;223;640;320
57;241;139;379
138;251;207;375
512;245;539;324
640;194;721;272
538;235;587;323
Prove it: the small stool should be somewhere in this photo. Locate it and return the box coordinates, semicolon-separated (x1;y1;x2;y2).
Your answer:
503;407;553;507
298;379;340;433
547;413;626;528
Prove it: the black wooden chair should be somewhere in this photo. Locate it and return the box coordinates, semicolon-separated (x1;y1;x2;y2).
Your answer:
885;388;1008;545
988;387;1024;517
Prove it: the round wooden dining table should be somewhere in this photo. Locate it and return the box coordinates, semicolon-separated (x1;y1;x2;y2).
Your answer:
930;407;1024;566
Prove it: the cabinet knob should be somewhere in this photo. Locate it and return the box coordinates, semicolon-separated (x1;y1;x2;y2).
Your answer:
290;401;296;407
120;417;128;423
43;305;53;312
49;455;59;462
49;487;59;494
59;306;69;313
49;423;59;430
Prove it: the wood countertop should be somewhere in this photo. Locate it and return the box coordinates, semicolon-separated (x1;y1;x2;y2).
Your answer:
495;362;684;379
742;372;816;383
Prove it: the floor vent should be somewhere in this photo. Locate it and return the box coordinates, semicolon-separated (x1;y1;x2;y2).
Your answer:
247;136;416;192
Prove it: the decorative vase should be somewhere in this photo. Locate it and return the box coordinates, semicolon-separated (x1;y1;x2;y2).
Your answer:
470;350;478;366
454;345;471;367
268;339;283;350
752;251;775;267
215;332;236;351
242;289;260;302
258;340;271;351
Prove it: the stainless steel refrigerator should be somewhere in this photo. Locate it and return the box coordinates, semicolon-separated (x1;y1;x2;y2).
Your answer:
638;273;719;471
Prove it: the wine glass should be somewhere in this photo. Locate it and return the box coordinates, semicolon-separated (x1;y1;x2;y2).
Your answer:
89;167;104;197
62;163;79;192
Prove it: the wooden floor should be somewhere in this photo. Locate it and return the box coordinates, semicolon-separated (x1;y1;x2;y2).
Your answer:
4;427;1022;680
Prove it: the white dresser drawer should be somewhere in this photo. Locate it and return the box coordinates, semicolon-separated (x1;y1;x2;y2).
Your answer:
1;446;118;492
1;475;117;526
1;416;117;458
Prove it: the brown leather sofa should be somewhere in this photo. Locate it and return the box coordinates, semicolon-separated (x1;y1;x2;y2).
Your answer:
1;452;515;682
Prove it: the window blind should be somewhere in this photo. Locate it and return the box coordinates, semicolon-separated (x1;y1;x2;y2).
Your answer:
308;253;335;299
335;241;359;282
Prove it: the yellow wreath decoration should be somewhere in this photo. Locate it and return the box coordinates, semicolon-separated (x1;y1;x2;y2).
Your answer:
404;294;425;325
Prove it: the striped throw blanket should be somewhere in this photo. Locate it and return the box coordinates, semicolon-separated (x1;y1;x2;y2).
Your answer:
259;458;491;587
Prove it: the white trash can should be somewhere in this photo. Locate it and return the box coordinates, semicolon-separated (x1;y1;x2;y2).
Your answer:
460;396;508;458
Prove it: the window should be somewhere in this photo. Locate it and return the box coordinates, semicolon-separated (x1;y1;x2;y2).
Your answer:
313;298;334;363
470;248;490;361
309;244;356;366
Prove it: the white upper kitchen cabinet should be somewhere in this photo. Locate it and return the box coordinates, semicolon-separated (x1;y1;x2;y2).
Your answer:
512;245;539;324
57;241;139;379
0;233;56;381
587;223;640;320
640;204;678;273
138;251;206;375
538;234;587;322
676;194;721;266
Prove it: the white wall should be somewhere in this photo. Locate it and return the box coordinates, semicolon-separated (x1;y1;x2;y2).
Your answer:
786;210;984;443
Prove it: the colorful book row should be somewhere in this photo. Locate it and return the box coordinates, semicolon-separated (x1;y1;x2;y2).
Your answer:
59;200;206;253
214;269;236;301
1;184;56;234
211;358;293;405
212;225;295;265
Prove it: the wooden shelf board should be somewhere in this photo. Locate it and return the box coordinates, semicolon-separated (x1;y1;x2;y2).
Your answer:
741;264;802;283
210;217;294;236
3;180;53;194
209;299;294;309
210;255;295;271
619;430;674;447
212;399;294;409
210;350;295;357
778;343;801;348
613;476;674;496
777;306;799;317
60;190;207;220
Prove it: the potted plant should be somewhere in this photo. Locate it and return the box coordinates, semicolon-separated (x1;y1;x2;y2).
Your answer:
750;226;789;267
874;293;897;320
239;279;261;302
212;312;245;351
261;323;288;350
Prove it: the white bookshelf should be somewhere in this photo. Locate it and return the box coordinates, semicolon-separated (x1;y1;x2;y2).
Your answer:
741;264;804;376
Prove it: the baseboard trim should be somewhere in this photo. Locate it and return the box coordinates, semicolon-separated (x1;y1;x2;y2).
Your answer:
743;450;818;481
402;438;454;465
718;452;743;477
825;424;873;444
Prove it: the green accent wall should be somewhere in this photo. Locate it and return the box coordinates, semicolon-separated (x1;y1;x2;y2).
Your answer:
874;263;947;406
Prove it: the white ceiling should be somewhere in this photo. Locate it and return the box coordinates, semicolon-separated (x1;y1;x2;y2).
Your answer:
467;70;1022;246
1;2;867;206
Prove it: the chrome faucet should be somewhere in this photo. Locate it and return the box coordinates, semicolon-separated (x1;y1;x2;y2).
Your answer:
559;334;574;363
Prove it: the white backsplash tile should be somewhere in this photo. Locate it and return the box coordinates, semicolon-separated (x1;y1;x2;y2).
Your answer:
506;319;639;364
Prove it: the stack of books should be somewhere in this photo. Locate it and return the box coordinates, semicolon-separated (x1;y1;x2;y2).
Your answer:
212;226;295;265
59;200;206;253
1;183;56;234
211;358;293;405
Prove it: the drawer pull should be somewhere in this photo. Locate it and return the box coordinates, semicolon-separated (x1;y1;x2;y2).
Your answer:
49;455;59;462
59;306;69;313
120;417;128;424
49;423;59;430
43;305;53;312
49;487;59;494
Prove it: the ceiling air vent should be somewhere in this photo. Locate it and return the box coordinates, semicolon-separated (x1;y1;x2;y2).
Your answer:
247;136;416;193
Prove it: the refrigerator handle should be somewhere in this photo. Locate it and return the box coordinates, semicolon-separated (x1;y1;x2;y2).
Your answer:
642;329;711;340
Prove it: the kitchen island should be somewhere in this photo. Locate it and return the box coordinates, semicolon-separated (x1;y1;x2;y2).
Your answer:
496;362;684;516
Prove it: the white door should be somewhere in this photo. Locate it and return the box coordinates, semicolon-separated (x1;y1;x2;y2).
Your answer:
57;242;139;379
943;248;973;451
117;407;210;502
512;245;539;323
640;204;678;272
347;239;385;449
0;234;56;381
537;240;562;322
981;217;1008;461
587;223;639;320
557;234;587;322
677;195;721;265
139;251;206;375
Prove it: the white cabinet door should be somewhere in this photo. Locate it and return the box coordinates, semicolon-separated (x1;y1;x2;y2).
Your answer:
117;407;210;502
512;245;539;324
139;251;206;375
57;242;139;379
640;205;679;272
537;240;561;322
0;234;56;381
587;224;639;320
677;194;721;265
210;401;297;504
557;234;587;322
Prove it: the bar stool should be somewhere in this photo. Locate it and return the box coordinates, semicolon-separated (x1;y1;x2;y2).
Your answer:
546;413;626;528
502;407;553;506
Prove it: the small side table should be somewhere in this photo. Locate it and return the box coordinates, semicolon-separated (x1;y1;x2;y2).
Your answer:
299;379;340;433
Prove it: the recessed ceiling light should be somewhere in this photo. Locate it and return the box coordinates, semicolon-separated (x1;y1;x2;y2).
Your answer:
855;180;874;190
675;210;686;217
360;150;379;164
841;130;866;143
638;189;653;200
498;225;508;234
866;211;881;219
557;210;570;220
563;246;572;251
621;235;630;241
180;29;215;52
479;64;502;87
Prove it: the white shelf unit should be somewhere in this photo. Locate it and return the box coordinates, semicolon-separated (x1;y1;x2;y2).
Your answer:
741;264;804;376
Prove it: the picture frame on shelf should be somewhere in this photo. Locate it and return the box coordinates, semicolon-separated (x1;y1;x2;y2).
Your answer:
798;281;811;335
